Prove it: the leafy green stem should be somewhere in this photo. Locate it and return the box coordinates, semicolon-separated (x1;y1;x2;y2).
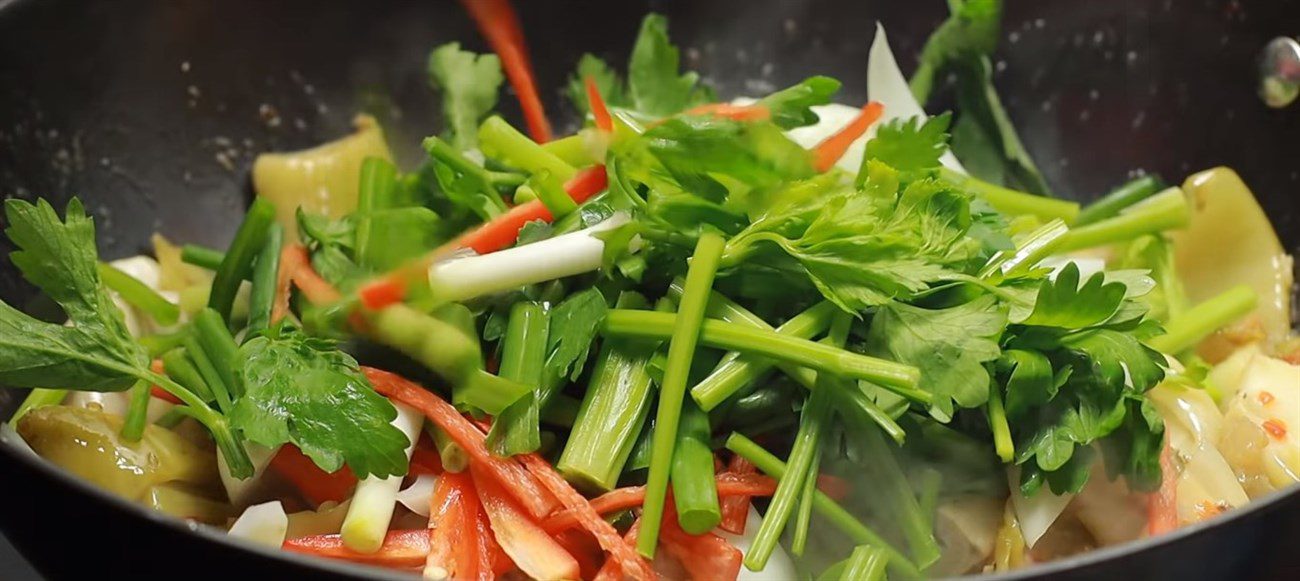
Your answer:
1056;187;1190;252
1147;285;1257;354
940;168;1079;223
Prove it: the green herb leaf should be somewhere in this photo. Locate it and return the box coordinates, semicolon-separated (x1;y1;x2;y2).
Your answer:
545;288;608;381
567;54;628;114
759;76;842;129
865;294;1007;421
628;14;713;116
1016;262;1127;327
428;42;504;150
860;113;952;178
0;198;148;391
232;332;410;478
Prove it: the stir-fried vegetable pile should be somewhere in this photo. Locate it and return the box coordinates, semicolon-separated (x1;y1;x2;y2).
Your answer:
3;1;1297;579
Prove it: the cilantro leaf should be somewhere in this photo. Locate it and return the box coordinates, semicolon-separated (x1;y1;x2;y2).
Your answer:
996;349;1060;421
545;288;608;381
0;198;148;391
428;42;504;150
860;113;952;179
628;14;713;116
566;53;628;115
758;76;842;129
645;116;815;189
865;294;1007;421
232;332;410;478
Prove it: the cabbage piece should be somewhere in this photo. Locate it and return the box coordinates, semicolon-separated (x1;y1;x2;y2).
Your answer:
1218;352;1300;491
228;500;289;547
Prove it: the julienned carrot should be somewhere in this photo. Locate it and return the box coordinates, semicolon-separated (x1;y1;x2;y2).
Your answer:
1148;440;1178;536
459;0;552;142
270;444;358;505
472;465;581;581
271;244;302;324
585;76;614;133
283;529;428;568
661;508;743;581
355;165;608;311
812;101;885;172
540;472;780;534
592;519;641;581
719;455;759;534
455;165;609;255
683;103;773;122
362;367;559;519
425;471;482;580
409;447;444;477
149;359;184;404
518;453;656;581
555;529;605;581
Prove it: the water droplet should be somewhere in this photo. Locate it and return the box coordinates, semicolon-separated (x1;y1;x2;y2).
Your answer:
1008;31;1021;44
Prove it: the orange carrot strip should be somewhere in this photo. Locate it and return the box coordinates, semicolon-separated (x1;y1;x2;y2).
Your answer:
472;465;580;581
425;471;482;579
149;359;183;405
269;445;357;506
362;367;559;519
283;529;429;568
271;244;305;324
517;453;655;580
409;447;444;477
585;76;614;132
459;0;552;142
454;165;608;255
684;102;773;122
1147;439;1178;536
592;519;641;581
812;101;884;172
555;529;605;581
661;509;743;581
719;455;758;534
541;472;778;534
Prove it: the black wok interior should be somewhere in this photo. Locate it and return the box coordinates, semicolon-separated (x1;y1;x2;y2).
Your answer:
0;0;1297;578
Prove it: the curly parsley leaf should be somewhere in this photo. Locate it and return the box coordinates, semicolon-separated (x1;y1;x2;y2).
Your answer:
865;294;1007;421
428;42;504;150
232;332;410;478
0;198;148;391
628;14;713;116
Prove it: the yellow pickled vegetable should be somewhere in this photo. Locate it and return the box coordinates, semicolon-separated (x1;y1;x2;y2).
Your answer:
1218;351;1300;491
144;484;235;524
252;114;393;241
17;406;219;501
1173;168;1295;346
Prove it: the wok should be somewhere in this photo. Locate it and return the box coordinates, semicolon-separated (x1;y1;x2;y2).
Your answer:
0;0;1297;579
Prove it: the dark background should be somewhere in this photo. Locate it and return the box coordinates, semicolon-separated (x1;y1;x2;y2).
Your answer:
0;0;1297;579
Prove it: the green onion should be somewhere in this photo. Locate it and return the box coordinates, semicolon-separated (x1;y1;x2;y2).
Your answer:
1147;285;1257;354
558;292;657;492
979;218;1069;278
1074;175;1164;226
725;433;919;578
97;262;180;326
161;348;213;402
180;244;225;270
1056;187;1190;252
183;335;232;414
940;168;1079;223
638;231;726;557
486;302;551;456
194;309;242;398
245;223;284;338
529;169;578;218
120;380;151;442
428;423;467;473
603;310;925;403
840;545;889;581
208;199;275;325
670;398;721;534
138;329;189;358
988;383;1014;463
478;116;577;181
12;388;67;424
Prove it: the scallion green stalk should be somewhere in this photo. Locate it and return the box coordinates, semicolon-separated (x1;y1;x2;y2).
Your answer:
478;116;577;181
139;328;189;358
183;336;232;414
12;388;67;424
180;244;225;271
194;308;242;398
988;384;1014;463
161;348;214;402
638;231;726;557
529;169;578;218
245;223;284;338
427;423;468;473
98;262;180;326
120;380;151;442
208;199;275;325
1074;175;1164;226
486;302;551;456
670;398;721;534
1056;187;1190;252
940;168;1079;223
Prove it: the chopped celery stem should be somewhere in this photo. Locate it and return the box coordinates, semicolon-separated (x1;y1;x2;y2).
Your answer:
988;384;1014;463
161;348;214;402
486;302;551;456
725;433;919;578
427;423;467;473
638;232;726;557
98;262;180;326
1147;285;1257;354
12;388;67;423
529;169;578;218
541;133;593;166
840;545;889;581
120;380;151;442
603;310;925;403
1055;188;1190;252
194;309;242;398
245;223;284;338
182;336;232;414
478;116;577;181
1074;174;1164;226
940;168;1079;223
